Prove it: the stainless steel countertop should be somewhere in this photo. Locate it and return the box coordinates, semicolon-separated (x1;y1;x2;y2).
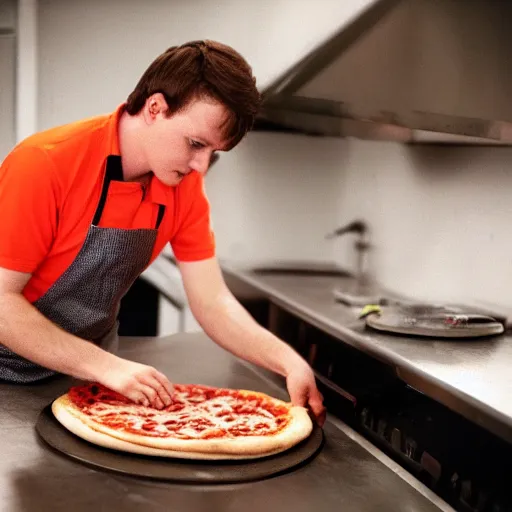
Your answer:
0;333;450;512
222;264;512;444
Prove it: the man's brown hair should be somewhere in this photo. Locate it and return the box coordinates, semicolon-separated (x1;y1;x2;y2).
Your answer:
126;40;261;150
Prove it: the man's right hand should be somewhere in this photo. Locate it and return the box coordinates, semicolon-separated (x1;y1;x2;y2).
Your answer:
0;267;175;407
96;356;175;410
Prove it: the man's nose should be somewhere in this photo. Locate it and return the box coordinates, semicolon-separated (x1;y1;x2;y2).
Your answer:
190;151;212;175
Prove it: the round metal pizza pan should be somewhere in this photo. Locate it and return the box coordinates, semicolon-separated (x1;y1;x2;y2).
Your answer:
365;310;504;338
35;404;324;484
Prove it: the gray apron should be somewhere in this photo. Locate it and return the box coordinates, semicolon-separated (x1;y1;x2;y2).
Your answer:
0;155;165;383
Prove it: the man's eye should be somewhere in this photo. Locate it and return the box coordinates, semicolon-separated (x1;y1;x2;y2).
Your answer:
189;139;204;149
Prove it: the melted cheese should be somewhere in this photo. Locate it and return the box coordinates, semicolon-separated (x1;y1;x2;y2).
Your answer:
85;391;285;439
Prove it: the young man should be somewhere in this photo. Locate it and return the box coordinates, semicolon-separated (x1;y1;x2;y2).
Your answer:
0;40;325;425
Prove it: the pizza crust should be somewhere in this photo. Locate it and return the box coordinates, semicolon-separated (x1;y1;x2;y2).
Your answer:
52;393;313;460
52;401;288;460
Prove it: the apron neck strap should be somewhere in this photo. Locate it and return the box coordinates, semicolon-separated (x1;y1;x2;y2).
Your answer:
92;156;124;225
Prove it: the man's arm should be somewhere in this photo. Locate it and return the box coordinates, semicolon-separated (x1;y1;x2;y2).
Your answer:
178;257;326;425
0;267;173;408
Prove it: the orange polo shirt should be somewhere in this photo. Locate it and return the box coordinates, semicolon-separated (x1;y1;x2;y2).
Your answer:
0;105;215;303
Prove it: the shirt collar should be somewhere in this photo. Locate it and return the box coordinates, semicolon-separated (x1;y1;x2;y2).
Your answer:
146;175;170;205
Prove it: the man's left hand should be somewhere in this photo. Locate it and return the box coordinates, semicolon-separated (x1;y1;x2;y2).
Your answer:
177;257;327;425
286;363;326;427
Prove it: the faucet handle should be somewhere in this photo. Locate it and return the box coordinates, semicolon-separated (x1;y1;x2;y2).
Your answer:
325;220;367;239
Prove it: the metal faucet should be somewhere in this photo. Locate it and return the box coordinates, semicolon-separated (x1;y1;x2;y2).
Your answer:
325;219;370;284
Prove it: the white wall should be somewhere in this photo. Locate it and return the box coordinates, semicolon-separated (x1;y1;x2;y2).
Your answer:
210;133;512;312
334;139;512;311
212;132;512;312
16;0;38;143
37;0;374;129
207;132;345;265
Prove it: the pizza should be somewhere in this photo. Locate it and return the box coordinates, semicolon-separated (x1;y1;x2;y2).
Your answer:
51;382;313;460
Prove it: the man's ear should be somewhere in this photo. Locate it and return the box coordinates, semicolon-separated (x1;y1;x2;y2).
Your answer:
143;93;168;123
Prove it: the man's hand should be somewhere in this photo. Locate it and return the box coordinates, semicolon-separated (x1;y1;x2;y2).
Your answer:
96;356;174;410
286;363;326;427
178;258;327;425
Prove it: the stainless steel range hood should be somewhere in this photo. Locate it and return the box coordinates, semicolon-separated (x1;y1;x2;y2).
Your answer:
255;0;512;145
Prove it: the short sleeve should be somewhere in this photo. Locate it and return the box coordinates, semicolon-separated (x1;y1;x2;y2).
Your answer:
0;145;60;273
170;173;216;262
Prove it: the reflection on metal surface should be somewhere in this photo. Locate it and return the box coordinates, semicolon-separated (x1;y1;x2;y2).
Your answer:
238;358;454;511
223;263;512;446
0;333;447;512
256;0;512;144
395;365;512;446
327;416;456;512
224;264;512;510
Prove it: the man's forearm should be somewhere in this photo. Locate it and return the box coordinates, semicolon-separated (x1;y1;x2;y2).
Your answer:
193;291;307;377
0;293;112;380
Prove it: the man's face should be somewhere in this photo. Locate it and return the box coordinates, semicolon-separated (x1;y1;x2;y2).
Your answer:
143;96;229;186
